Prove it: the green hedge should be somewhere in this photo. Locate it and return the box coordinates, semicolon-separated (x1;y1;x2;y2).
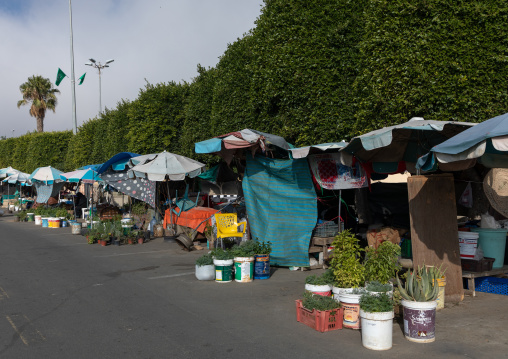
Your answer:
2;0;507;171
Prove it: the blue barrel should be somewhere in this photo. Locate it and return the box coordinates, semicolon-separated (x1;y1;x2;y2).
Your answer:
471;228;507;268
254;254;270;280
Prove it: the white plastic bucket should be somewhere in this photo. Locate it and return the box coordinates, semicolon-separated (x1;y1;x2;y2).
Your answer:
305;283;332;296
35;215;42;225
71;222;82;235
338;289;362;329
195;265;215;281
402;300;437;343
332;287;345;302
360;310;394;350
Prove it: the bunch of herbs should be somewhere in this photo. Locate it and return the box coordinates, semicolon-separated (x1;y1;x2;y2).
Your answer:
360;292;393;313
302;291;340;312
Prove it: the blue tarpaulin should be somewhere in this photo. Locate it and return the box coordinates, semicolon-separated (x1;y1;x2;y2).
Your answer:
243;155;317;267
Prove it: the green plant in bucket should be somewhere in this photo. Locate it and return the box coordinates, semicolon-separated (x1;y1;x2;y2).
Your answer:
363;241;401;284
211;247;234;260
396;265;440;302
196;253;214;267
302;291;341;312
329;229;365;288
360;292;393;313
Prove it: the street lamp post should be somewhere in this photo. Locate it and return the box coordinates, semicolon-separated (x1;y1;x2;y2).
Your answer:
85;58;114;113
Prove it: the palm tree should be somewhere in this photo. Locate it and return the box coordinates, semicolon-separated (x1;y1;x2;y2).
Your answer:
17;75;60;133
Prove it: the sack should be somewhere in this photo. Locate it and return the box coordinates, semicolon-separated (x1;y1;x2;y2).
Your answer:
480;212;500;229
367;227;402;249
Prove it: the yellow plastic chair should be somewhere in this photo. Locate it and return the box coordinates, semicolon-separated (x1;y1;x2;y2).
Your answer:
214;213;247;248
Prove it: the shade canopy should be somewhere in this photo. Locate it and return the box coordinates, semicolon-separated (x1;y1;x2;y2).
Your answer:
417;112;508;171
128;150;205;181
60;168;102;184
0;166;20;179
195;129;290;163
28;166;64;184
96;152;140;174
289;141;348;159
342;117;475;173
2;171;31;185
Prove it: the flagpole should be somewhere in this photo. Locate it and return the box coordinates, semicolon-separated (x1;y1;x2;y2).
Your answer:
69;0;77;135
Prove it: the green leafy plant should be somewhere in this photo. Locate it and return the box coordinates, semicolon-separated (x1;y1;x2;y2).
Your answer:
131;202;147;216
329;229;365;288
351;287;367;295
396;265;440;302
211;247;234;260
255;240;272;254
230;241;258;257
302;291;341;312
363;241;401;284
196;253;214;267
365;281;392;293
305;270;334;286
16;210;27;221
360;292;393;313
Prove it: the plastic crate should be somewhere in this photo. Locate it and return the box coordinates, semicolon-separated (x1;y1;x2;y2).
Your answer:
474;277;508;296
295;300;343;332
313;221;339;237
461;257;495;272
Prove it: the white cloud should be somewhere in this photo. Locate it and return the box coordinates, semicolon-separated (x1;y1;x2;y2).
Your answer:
0;0;263;137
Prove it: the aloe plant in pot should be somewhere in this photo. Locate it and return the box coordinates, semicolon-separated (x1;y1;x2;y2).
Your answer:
396;266;439;343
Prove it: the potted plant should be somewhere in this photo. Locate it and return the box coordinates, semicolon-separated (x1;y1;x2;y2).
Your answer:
329;229;365;329
305;270;334;296
87;227;99;244
396;266;439;343
359;292;395;350
14;210;26;222
427;265;447;310
203;222;215;249
363;241;401;284
295;292;344;332
253;240;272;280
195;253;215;280
365;281;393;297
231;241;258;283
211;248;234;283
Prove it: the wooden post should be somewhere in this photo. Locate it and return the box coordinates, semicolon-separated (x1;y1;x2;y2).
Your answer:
408;174;464;303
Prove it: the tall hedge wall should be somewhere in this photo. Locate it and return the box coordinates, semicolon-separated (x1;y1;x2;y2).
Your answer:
2;0;508;172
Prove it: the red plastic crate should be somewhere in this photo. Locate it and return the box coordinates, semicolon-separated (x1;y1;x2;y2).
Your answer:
295;300;343;332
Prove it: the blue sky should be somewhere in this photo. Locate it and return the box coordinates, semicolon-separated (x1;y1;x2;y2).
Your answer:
0;0;264;137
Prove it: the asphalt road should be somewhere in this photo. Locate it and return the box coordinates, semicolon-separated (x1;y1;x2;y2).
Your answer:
0;215;507;359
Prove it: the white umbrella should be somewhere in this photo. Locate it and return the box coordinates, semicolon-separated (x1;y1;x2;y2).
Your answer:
28;166;64;184
0;166;20;179
128;151;205;181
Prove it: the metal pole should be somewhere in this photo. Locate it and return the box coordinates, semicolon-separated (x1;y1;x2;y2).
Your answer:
338;189;342;233
98;67;102;113
69;0;77;134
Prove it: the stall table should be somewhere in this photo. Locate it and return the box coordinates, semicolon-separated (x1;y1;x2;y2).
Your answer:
163;206;217;235
462;265;508;297
308;236;335;269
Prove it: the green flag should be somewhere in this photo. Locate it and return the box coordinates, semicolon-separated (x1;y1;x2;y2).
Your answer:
78;72;86;85
55;68;67;86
